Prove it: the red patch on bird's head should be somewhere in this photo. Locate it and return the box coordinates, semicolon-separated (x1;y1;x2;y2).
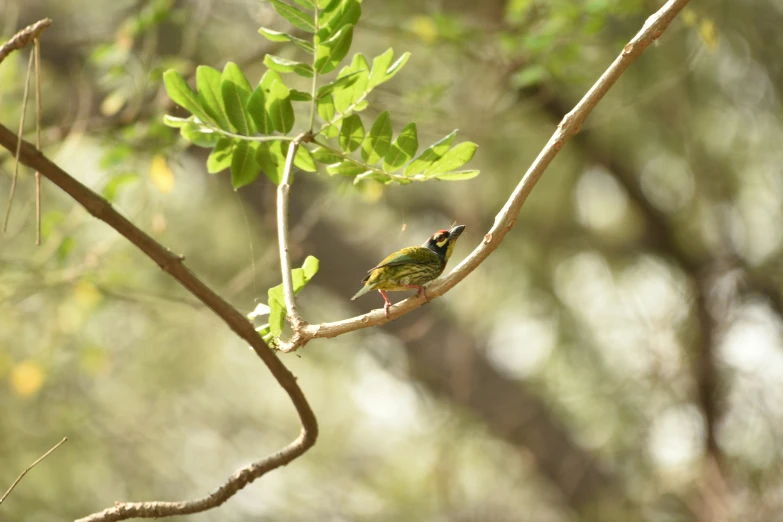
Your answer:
432;229;450;245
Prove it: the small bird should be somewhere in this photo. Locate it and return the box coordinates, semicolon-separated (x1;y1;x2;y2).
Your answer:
351;225;466;319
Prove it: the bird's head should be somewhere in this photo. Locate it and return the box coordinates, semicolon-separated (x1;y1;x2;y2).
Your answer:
423;224;466;261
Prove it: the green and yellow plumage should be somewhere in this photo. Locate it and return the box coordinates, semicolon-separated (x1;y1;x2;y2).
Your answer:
351;225;466;318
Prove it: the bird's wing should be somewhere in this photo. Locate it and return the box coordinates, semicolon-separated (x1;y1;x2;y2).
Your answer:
369;247;437;272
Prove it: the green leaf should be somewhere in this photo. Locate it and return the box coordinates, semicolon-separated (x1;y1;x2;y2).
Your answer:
162;114;190;128
320;0;360;39
207;138;234;173
181;122;220;148
246;86;272;134
314;25;353;74
294;146;317;172
311;145;342;164
339;114;365;153
264;54;314;78
361;111;392;164
354;171;391;184
368;49;410;88
382;52;410;83
163;70;212;123
383;122;418;171
301;255;319;281
317;94;335;121
333;53;369;112
289;89;313;102
221;62;255;135
317;95;338;137
269;0;316;32
316;70;360;99
424;142;478;177
260;70;295;133
231;140;261;188
404;130;457;175
327;161;369;176
293;0;315;9
268;291;286;337
433;170;480;181
196;65;232;131
258;27;291;42
256;140;287;184
248;302;271;320
258;27;314;53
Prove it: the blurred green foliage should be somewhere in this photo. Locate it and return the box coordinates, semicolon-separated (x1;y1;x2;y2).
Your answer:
2;0;783;521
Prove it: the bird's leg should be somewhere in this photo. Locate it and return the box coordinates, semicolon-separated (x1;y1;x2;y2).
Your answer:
379;290;392;319
403;284;428;301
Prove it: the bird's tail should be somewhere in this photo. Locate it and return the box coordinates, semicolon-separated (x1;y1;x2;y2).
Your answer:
351;284;372;300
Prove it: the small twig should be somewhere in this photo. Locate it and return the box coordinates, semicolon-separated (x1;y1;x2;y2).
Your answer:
277;0;691;352
34;37;42;245
278;136;307;331
0;18;52;65
0;437;67;505
3;47;34;233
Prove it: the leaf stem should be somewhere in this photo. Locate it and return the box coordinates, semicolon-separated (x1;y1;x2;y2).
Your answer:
207;125;297;142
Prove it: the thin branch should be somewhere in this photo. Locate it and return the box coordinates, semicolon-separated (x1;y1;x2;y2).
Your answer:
278;137;306;330
0;124;319;521
278;0;691;352
0;18;52;65
34;37;42;245
3;47;34;233
0;437;67;505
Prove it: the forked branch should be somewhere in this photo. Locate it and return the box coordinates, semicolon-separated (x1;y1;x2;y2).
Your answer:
277;0;691;352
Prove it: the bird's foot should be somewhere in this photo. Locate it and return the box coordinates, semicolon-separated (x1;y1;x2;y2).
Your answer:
380;290;392;319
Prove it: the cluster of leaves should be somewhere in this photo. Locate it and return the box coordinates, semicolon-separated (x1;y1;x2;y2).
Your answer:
162;0;479;189
161;0;480;346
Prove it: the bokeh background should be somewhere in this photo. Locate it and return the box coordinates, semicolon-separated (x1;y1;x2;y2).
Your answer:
2;0;782;521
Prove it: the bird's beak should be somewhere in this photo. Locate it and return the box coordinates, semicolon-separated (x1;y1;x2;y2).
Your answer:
449;225;466;238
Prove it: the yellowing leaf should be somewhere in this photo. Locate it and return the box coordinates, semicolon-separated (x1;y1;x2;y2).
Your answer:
11;361;45;397
410;15;438;45
699;19;718;51
149;155;175;193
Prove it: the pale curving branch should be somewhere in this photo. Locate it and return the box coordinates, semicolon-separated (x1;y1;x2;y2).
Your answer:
278;0;691;352
0;126;318;521
0;437;67;505
278;136;307;331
